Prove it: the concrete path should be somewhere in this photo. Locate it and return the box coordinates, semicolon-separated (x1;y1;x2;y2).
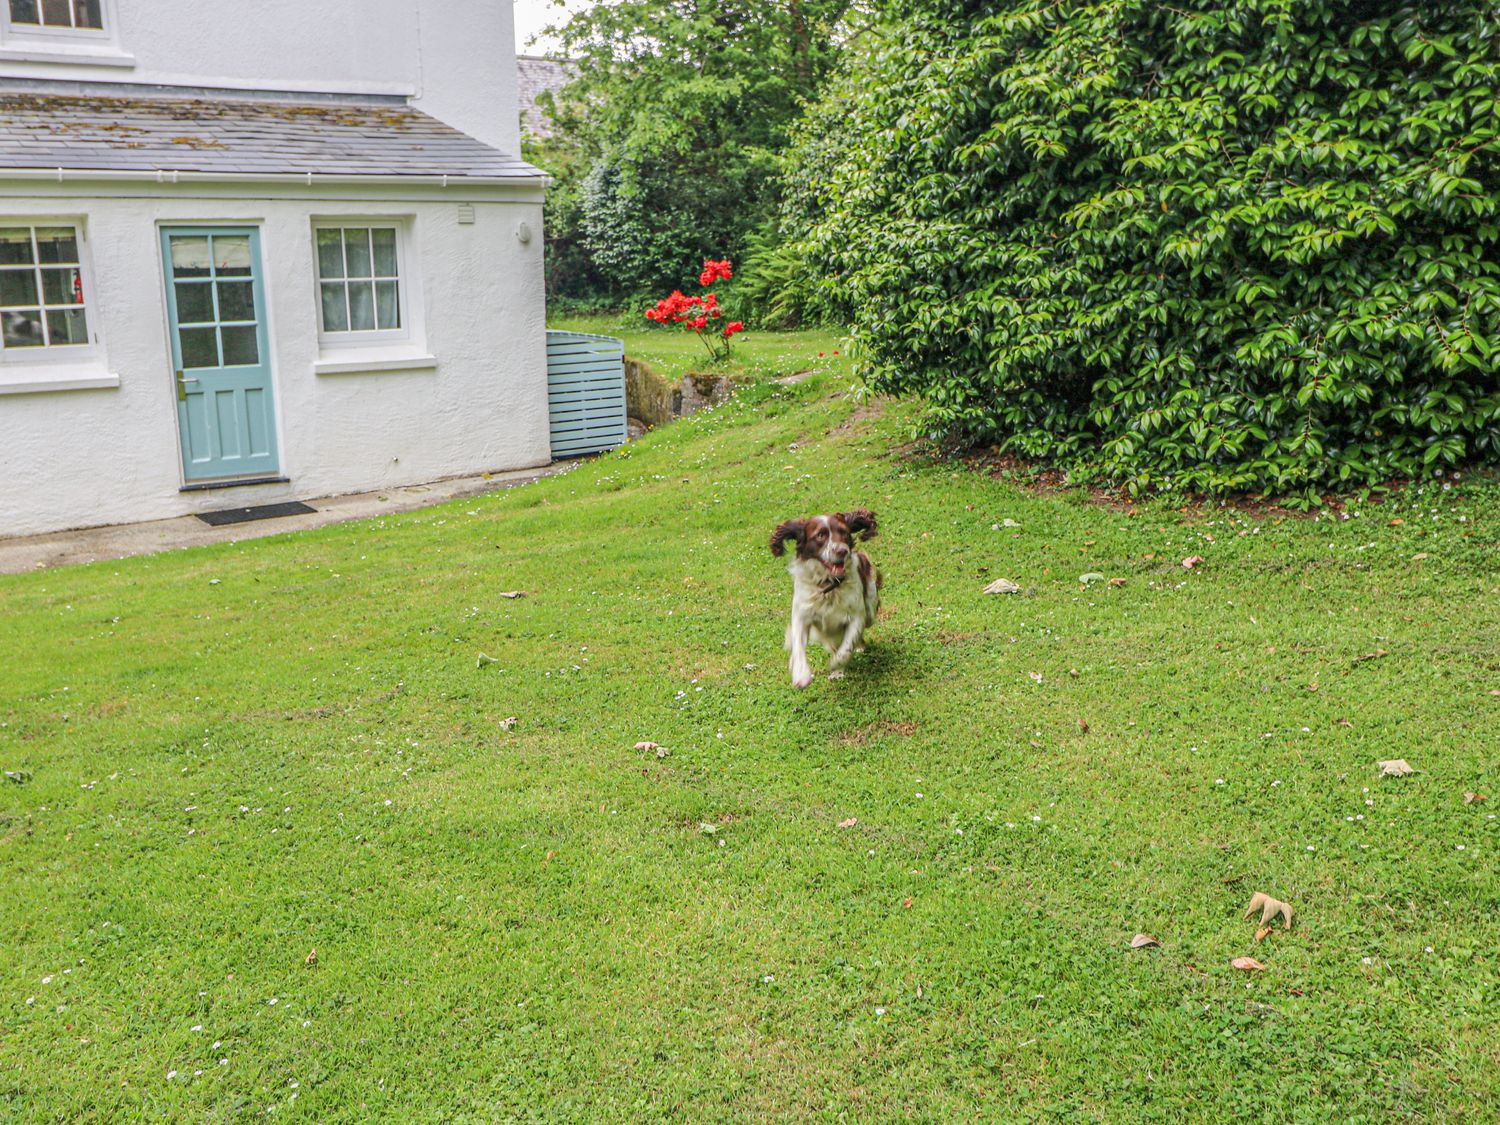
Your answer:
0;463;571;575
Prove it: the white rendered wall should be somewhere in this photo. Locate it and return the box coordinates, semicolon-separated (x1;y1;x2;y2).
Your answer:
0;183;548;537
0;0;521;155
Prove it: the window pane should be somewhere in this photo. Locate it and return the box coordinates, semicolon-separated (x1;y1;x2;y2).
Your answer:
0;229;35;266
372;228;398;276
0;268;38;307
46;307;88;345
375;280;400;329
216;280;255;322
35;228;79;264
3;309;44;347
213;236;252;276
220;325;259;366
179;326;219;368
41;267;81;306
40;0;70;26
174;281;213;324
343;229;372;279
72;0;101;28
347;281;375;330
170;236;211;278
320;282;348;332
315;229;344;279
9;1;40;25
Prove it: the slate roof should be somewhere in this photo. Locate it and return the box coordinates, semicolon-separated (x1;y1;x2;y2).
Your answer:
0;92;545;180
516;55;575;140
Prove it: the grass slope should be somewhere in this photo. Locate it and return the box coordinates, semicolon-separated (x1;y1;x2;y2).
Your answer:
2;368;1497;1122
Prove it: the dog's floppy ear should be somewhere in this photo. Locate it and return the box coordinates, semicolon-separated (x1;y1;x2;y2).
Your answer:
840;509;878;541
770;519;806;557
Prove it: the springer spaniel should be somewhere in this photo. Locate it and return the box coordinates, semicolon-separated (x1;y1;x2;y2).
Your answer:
770;510;882;688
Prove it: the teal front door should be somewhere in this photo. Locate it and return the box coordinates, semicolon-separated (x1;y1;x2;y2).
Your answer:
161;227;279;482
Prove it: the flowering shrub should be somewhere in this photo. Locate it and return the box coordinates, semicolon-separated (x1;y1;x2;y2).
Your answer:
645;258;744;362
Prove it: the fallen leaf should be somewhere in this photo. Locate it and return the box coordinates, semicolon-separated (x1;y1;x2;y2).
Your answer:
475;652;498;668
1411;552;1428;562
1464;792;1487;805
634;741;660;752
1130;933;1160;949
1353;648;1389;664
1243;892;1294;930
699;822;718;835
1079;572;1106;586
305;948;317;966
1378;759;1415;778
499;716;517;730
1029;671;1043;684
1388;518;1404;526
1255;926;1273;943
1182;555;1205;569
838;817;858;829
983;578;1021;595
1108;577;1127;587
1002;518;1021;528
1231;956;1266;972
1336;718;1353;728
1078;718;1089;734
902;897;913;909
498;591;527;599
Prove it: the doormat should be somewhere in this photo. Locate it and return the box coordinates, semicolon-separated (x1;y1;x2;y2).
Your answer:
196;501;317;527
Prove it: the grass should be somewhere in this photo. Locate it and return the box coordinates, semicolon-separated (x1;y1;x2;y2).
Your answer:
549;313;847;384
2;358;1498;1121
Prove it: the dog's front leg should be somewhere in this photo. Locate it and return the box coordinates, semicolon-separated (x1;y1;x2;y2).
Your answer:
788;612;814;689
826;619;864;679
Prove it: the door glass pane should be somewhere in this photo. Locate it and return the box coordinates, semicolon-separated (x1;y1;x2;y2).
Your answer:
46;307;88;345
3;309;44;347
179;326;219;368
40;267;81;306
372;228;398;276
216;280;255;323
35;228;79;264
0;229;35;265
343;229;372;279
9;1;40;25
40;0;70;25
72;0;101;28
213;236;252;276
220;325;259;366
316;229;344;279
347;281;375;330
320;283;348;332
0;269;38;307
375;280;400;329
174;281;213;324
170;237;211;278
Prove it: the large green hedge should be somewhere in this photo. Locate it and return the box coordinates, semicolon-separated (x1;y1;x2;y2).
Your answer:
790;1;1500;498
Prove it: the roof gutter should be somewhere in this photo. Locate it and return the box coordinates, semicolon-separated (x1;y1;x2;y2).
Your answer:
0;167;550;188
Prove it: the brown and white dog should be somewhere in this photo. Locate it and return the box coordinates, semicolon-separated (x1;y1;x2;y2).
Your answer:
770;510;882;688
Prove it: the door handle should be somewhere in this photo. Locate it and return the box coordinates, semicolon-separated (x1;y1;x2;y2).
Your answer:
175;370;199;401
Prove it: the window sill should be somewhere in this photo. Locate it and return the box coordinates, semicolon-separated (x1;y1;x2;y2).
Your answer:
0;44;136;67
0;362;118;395
313;350;438;376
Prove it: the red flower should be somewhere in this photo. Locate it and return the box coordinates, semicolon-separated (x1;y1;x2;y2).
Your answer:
700;258;733;285
693;315;708;329
723;320;744;337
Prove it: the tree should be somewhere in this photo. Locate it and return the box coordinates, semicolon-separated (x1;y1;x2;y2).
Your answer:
788;1;1500;499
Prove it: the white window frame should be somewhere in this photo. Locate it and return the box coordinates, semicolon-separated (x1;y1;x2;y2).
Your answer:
311;220;416;350
1;0;117;47
0;218;102;368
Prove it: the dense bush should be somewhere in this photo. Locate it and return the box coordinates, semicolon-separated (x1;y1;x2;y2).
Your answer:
790;1;1500;498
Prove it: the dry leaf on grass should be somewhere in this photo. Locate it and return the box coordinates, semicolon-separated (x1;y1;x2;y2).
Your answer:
902;897;913;909
1336;718;1354;728
1182;555;1205;569
1079;572;1106;586
634;741;660;752
1130;933;1160;949
475;652;498;668
1353;648;1389;664
498;591;527;599
1078;719;1090;734
1108;577;1127;587
838;817;858;829
1463;792;1487;805
304;948;317;967
983;578;1021;595
499;716;517;730
1378;759;1415;777
1243;892;1294;929
1231;956;1266;972
1255;927;1273;943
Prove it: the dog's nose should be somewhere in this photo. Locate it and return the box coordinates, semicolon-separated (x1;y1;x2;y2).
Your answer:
833;543;850;558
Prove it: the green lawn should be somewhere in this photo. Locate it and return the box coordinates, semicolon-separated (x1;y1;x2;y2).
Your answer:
2;362;1497;1121
549;312;849;384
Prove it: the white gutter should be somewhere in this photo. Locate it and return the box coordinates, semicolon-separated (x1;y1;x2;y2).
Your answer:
0;167;550;188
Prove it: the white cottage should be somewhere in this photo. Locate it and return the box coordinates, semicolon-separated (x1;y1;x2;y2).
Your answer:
0;0;549;537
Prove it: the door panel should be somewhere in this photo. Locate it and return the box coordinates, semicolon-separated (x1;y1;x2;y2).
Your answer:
161;227;278;482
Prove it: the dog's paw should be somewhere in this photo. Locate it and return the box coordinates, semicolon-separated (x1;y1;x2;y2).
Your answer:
827;669;845;680
792;671;814;689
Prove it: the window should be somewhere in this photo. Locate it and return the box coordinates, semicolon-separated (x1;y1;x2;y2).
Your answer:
315;226;404;337
8;0;102;29
0;225;91;356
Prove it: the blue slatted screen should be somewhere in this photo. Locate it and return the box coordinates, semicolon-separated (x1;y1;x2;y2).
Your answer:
546;330;628;458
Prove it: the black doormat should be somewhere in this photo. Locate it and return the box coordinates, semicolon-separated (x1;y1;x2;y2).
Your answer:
196;500;317;527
